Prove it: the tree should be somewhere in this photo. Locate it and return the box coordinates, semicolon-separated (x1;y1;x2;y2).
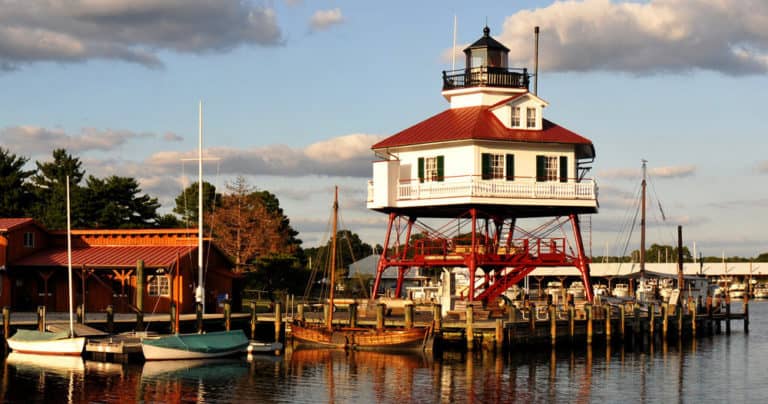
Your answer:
252;189;302;253
81;175;162;228
305;229;373;279
247;253;310;298
29;149;86;229
173;181;221;226
0;147;34;217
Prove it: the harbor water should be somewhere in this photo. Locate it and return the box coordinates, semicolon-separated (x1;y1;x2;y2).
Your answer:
1;301;766;403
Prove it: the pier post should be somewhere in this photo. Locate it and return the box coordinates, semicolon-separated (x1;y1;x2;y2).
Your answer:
690;304;697;337
433;304;442;332
349;302;358;328
224;300;232;331
495;319;503;352
3;307;10;341
619;305;626;341
323;304;331;327
549;304;557;346
744;297;749;334
250;301;258;339
569;304;575;344
297;303;305;324
37;305;46;332
376;303;386;331
649;303;655;338
662;304;668;340
76;304;84;324
725;296;731;335
274;302;282;342
605;303;612;342
529;304;536;333
404;303;414;329
585;304;593;345
136;259;144;325
196;302;204;334
105;304;114;334
169;302;176;334
677;304;683;338
633;306;640;340
466;304;474;351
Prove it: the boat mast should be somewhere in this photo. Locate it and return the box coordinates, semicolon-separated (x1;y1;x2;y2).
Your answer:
640;159;647;300
198;101;205;313
327;186;339;330
66;175;75;338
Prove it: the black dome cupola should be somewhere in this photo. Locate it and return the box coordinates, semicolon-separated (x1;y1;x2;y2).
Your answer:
464;26;509;70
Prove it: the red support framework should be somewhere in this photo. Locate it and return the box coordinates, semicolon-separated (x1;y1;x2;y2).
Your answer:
372;209;594;304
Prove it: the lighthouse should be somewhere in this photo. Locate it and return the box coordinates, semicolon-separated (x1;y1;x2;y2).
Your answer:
367;27;598;304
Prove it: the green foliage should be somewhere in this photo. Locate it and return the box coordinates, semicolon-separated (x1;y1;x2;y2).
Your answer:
246;253;310;297
29;149;86;229
0;147;34;217
304;229;373;278
173;181;221;226
81;175;162;228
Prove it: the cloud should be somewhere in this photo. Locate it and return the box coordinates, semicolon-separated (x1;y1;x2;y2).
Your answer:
309;8;344;32
0;0;282;70
755;160;768;173
488;0;768;75
162;132;184;142
0;125;155;155
598;164;696;180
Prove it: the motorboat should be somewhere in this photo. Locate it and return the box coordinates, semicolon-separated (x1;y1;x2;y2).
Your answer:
612;283;630;298
728;282;747;299
753;283;768;299
567;281;586;299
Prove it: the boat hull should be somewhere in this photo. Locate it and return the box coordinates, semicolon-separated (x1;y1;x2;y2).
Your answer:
141;330;249;361
292;323;429;351
291;324;347;349
7;337;85;356
141;343;247;361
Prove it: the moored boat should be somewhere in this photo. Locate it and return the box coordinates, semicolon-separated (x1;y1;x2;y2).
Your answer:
567;281;585;299
141;330;249;361
6;329;86;356
612;283;629;298
728;282;746;298
753;283;768;299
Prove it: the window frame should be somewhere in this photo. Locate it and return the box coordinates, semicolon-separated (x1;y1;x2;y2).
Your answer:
511;106;521;127
526;107;536;128
147;274;170;297
23;232;34;248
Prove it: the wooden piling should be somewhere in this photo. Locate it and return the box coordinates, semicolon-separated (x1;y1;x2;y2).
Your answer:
433;304;442;332
619;305;626;341
3;307;10;340
549;304;557;346
169;302;176;334
37;305;46;332
404;303;414;329
349;303;358;328
466;305;474;351
196;302;204;334
605;303;612;342
224;300;232;331
274;302;282;342
323;304;331;327
250;302;258;339
725;297;731;335
690;304;696;337
744;298;749;334
495;319;503;352
585;304;593;345
677;304;683;337
76;304;84;324
569;305;575;343
633;306;640;338
649;303;655;338
662;304;668;340
529;304;536;333
136;259;144;318
376;303;386;331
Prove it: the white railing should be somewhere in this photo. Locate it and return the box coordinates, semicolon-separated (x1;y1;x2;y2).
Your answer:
393;177;597;201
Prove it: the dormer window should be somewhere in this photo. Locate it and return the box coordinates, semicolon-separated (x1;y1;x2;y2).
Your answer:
23;232;34;248
526;107;536;128
511;107;521;127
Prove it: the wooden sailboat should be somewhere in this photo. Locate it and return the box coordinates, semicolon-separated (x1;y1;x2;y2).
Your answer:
291;187;430;351
6;176;86;356
141;102;248;361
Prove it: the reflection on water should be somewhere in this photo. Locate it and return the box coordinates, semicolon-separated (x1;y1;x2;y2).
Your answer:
1;302;767;403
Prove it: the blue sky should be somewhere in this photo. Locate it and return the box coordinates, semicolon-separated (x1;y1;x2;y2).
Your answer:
1;0;767;258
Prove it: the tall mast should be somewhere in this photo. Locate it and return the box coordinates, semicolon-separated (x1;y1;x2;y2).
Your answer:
66;175;75;338
640;159;647;298
198;101;205;313
327;186;339;330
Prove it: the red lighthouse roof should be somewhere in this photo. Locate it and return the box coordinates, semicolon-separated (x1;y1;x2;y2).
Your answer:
371;105;595;159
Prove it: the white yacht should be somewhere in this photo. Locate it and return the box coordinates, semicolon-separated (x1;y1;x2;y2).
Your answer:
612;283;630;298
753;283;768;299
567;281;586;299
728;282;747;299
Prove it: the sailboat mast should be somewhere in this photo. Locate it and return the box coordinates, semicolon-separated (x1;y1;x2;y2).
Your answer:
198;101;205;313
327;186;339;330
640;160;647;296
66;175;74;338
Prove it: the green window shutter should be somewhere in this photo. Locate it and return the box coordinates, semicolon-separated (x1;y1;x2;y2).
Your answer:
559;156;568;182
505;154;515;181
418;157;424;183
481;153;491;180
436;155;444;182
536;155;545;182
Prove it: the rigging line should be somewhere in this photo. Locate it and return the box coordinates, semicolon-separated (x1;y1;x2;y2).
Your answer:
614;183;642;276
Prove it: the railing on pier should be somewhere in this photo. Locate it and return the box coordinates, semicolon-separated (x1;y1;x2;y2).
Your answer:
442;67;530;90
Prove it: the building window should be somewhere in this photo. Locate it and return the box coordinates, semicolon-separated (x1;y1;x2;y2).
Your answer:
536;155;560;182
511;107;521;127
418;156;444;182
148;275;170;297
23;232;34;248
526;108;536;128
482;153;515;181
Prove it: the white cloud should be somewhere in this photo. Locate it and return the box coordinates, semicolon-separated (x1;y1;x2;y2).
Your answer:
484;0;768;75
0;0;282;70
755;160;768;173
0;125;154;155
598;164;696;180
309;8;344;32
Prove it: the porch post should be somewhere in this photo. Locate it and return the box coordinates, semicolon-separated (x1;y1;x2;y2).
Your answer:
468;208;477;302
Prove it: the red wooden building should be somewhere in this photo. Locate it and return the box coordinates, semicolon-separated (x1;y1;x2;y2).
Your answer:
0;218;240;314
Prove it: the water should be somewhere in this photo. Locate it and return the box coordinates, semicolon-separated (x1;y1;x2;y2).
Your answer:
1;302;767;403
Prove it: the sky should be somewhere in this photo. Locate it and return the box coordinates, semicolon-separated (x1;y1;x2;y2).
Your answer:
1;0;767;258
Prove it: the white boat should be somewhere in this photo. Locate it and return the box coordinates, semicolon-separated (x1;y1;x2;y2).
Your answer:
544;281;564;299
6;351;84;373
612;283;630;298
7;177;85;356
753;283;768;299
567;281;586;299
728;282;747;298
593;284;609;297
247;341;283;355
140;102;249;361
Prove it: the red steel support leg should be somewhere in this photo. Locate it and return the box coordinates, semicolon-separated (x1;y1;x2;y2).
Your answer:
468;208;477;302
372;213;396;299
394;218;415;298
570;214;594;302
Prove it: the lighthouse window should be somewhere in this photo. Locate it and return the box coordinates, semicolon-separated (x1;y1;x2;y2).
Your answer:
148;275;170;297
526;108;537;128
536;155;559;182
511;107;521;127
418;156;444;182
